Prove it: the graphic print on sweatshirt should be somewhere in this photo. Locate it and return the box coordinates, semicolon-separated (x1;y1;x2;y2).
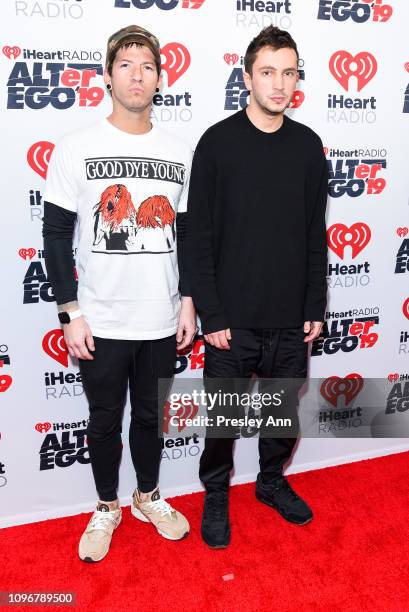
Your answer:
93;184;176;254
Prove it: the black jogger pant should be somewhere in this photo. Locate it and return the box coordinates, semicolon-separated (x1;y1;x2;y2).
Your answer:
199;327;308;492
79;335;176;501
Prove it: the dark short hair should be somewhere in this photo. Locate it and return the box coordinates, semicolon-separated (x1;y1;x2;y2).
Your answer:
244;26;299;75
106;32;161;77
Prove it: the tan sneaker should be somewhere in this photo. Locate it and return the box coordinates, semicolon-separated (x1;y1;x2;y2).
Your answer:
78;500;122;562
131;488;189;540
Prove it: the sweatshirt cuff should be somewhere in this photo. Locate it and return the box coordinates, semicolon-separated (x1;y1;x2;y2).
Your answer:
200;311;229;335
304;296;327;323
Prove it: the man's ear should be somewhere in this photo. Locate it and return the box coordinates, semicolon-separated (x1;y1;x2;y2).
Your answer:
103;68;111;88
157;72;163;91
243;70;252;92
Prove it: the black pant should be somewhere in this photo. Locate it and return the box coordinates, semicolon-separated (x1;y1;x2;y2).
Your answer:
199;327;308;492
79;335;176;501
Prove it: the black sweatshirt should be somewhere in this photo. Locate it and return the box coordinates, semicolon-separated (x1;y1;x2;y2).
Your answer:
187;109;328;335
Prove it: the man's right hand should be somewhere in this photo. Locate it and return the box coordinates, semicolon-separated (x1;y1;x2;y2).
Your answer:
204;328;231;350
63;316;95;360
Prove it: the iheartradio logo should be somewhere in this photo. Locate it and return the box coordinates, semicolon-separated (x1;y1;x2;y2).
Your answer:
320;374;363;408
323;147;329;156
327;223;371;259
0;375;12;393
19;248;36;260
403;298;409;321
289;90;304;109
329;51;377;92
224;53;239;66
161;43;190;87
35;422;52;433
397;227;408;238
2;45;21;60
27;141;55;180
388;373;399;383
163;399;198;433
42;329;68;367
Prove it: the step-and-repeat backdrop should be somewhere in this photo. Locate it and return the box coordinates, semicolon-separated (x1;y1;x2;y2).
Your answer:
1;0;408;527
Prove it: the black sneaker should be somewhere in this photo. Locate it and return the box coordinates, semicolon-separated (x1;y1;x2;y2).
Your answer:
255;474;313;525
201;491;231;548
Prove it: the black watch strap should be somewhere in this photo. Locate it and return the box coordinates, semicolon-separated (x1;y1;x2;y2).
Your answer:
58;312;71;324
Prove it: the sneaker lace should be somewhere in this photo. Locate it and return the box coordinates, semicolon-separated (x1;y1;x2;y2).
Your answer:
208;494;228;520
148;497;173;517
275;479;298;502
89;510;118;532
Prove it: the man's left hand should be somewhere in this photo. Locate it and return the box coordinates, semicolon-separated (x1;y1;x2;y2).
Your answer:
303;320;323;342
176;297;197;350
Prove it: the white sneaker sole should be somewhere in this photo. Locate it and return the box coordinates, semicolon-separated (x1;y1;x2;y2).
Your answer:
131;504;189;541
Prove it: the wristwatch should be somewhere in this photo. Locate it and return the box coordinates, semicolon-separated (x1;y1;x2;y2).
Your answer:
58;309;82;324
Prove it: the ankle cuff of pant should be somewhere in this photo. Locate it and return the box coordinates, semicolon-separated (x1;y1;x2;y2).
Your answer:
259;473;282;485
137;483;158;494
97;491;117;502
204;485;229;494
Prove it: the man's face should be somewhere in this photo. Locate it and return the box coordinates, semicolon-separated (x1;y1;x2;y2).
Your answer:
244;46;298;116
105;43;161;113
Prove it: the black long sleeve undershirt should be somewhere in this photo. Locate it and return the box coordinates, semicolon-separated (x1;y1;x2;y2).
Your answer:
42;201;78;305
43;201;191;305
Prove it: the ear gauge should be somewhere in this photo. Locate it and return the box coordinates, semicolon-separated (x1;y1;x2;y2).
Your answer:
155;87;160;93
106;83;112;90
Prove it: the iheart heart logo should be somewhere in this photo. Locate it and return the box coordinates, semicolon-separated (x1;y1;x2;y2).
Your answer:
397;227;408;238
2;45;21;59
388;373;399;383
162;399;199;433
35;422;52;433
42;329;68;367
0;375;12;393
18;248;36;260
27;141;55;180
320;374;363;408
403;298;409;321
161;43;191;87
405;63;409;73
224;53;239;65
327;222;371;259
288;90;304;109
329;50;377;92
323;147;329;156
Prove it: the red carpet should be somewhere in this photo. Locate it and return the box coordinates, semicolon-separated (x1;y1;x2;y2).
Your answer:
2;452;409;612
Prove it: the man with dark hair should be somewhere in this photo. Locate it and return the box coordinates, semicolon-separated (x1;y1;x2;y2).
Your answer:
244;24;299;71
188;26;328;548
43;25;196;562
